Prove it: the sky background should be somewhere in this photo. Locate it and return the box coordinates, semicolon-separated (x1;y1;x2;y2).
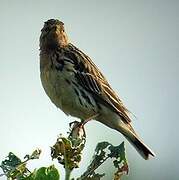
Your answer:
0;0;179;179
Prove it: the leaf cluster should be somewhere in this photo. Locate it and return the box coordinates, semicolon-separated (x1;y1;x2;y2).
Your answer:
0;149;59;180
0;122;129;180
51;121;86;171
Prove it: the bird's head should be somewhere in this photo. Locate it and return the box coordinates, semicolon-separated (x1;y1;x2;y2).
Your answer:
40;19;69;50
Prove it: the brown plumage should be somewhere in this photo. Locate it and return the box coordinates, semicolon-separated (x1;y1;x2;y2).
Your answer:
39;19;155;159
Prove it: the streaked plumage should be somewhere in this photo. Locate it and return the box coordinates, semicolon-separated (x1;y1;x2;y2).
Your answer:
39;19;155;159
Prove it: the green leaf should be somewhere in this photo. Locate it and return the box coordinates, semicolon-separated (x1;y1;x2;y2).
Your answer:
0;152;22;174
25;165;60;180
36;165;59;180
0;149;42;179
0;152;28;178
79;141;128;180
108;141;129;174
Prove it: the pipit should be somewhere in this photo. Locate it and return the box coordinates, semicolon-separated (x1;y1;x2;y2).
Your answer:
39;19;155;159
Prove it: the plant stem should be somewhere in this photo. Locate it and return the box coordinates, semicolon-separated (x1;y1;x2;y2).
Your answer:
65;167;72;180
62;139;73;180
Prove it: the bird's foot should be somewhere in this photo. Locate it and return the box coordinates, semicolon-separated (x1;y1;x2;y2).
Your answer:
69;113;99;139
69;120;86;139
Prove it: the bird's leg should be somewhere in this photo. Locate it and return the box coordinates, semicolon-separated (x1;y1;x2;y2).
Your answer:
69;120;86;139
81;113;100;126
69;113;99;139
69;120;79;128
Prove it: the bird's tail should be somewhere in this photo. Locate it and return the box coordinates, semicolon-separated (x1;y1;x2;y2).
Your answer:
117;123;155;160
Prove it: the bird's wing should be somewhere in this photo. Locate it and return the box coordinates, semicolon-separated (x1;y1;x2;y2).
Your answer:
65;44;131;123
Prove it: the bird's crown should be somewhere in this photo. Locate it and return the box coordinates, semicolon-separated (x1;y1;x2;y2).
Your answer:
44;19;64;27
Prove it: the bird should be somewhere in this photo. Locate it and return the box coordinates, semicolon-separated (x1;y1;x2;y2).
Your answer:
39;19;155;160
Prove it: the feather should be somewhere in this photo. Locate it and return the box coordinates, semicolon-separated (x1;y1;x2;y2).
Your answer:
64;44;131;123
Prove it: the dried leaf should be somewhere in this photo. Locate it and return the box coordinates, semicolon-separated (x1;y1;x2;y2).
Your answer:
24;149;42;161
51;121;86;171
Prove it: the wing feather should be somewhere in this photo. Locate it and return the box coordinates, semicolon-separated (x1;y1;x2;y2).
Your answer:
65;44;131;123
